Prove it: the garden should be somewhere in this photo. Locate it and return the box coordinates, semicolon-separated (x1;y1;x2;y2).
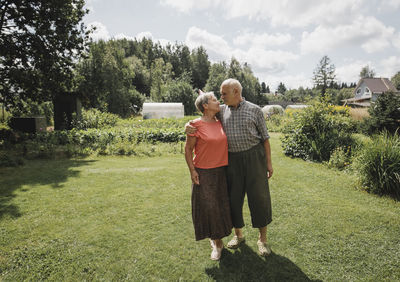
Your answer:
1;92;400;281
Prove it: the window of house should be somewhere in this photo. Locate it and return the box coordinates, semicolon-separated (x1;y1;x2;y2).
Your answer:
356;88;361;94
365;87;370;93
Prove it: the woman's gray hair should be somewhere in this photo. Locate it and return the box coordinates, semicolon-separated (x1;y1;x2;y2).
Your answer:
195;91;215;113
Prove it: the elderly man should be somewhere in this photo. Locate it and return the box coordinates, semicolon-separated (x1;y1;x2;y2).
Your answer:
187;78;273;256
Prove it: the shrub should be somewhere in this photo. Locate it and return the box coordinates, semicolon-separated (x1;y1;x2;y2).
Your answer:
354;131;400;199
73;108;120;129
327;146;351;170
363;91;400;135
0;152;24;167
265;114;292;133
281;101;356;162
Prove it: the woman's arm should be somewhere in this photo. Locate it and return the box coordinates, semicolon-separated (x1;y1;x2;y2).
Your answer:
184;135;200;185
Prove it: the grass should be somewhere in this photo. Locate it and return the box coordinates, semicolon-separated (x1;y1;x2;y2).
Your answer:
349;108;369;121
1;133;400;281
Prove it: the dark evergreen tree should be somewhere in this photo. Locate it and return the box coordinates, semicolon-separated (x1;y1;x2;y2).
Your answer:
190;46;210;89
365;91;400;135
312;55;336;96
277;82;287;94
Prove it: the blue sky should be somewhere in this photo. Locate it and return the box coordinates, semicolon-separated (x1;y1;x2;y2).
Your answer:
84;0;400;90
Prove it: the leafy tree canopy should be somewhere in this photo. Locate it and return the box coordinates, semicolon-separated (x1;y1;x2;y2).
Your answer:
359;65;376;79
0;0;91;108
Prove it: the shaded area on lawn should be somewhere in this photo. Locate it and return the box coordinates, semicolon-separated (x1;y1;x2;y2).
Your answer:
206;244;321;281
0;159;96;220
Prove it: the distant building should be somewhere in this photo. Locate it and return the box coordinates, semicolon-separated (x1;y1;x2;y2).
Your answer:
142;103;184;119
343;77;400;107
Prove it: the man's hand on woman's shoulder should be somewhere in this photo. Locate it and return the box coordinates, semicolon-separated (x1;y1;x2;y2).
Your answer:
185;119;198;135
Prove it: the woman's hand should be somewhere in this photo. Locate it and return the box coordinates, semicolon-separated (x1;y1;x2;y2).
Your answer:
190;169;200;185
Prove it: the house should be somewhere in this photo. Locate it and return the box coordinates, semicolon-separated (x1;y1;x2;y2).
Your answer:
343;77;399;107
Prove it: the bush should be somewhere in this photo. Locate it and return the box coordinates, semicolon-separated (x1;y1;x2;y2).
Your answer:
281;101;356;162
265;114;291;133
73;108;120;129
354;131;400;199
363;91;400;135
3;117;193;159
0;152;24;167
327;146;351;170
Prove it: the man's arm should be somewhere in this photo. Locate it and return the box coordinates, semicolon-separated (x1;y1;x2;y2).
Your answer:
263;138;273;179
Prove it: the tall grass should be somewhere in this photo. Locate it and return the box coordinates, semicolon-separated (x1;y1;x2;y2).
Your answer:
354;131;400;199
349;108;369;121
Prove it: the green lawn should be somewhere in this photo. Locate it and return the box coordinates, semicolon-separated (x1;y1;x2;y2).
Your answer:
1;133;400;281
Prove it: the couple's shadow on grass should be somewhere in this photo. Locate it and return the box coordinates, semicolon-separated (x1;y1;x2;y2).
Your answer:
206;244;321;282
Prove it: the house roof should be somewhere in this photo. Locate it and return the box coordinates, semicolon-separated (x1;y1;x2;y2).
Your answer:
355;77;397;94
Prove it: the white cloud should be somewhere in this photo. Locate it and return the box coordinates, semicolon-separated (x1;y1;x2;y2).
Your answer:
161;0;363;27
185;26;299;74
114;33;136;41
85;0;99;12
88;21;110;41
135;31;154;40
392;32;400;50
379;0;400;10
111;32;172;47
336;60;372;84
185;26;232;60
233;48;299;73
257;72;312;90
301;16;395;54
380;56;400;78
160;0;222;13
233;32;292;48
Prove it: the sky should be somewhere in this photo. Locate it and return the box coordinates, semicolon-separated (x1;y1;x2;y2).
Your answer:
83;0;400;90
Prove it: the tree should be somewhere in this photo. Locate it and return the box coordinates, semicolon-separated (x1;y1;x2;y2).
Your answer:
163;79;196;115
266;85;270;93
0;0;91;109
261;82;267;93
365;91;400;135
75;40;144;117
190;46;210;89
312;55;336;96
204;62;228;98
277;82;287;94
391;71;400;90
360;65;376;79
150;58;173;102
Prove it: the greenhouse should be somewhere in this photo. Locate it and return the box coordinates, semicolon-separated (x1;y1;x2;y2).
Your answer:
142;103;184;119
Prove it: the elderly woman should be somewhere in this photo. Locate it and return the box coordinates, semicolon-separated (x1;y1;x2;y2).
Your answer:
184;91;233;261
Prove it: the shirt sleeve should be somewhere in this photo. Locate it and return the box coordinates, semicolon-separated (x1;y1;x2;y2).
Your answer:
255;107;270;141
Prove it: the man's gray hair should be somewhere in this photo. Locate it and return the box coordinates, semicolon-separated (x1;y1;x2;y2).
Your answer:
195;92;215;113
221;78;242;94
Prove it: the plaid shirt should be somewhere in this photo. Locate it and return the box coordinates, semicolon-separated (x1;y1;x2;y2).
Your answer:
218;99;270;152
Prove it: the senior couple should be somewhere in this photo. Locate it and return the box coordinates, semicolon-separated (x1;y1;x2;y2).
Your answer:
184;78;273;261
